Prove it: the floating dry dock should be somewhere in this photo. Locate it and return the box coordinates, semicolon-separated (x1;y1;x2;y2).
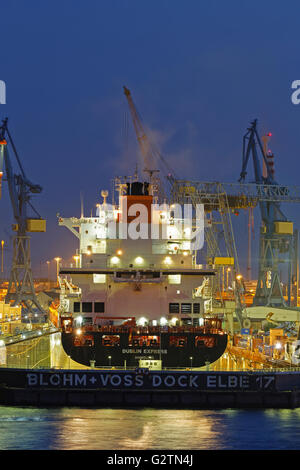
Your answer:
1;368;300;408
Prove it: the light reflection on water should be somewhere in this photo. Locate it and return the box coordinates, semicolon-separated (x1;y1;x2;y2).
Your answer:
1;407;300;450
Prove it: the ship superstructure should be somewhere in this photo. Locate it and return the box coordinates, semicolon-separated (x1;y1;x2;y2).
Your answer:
58;176;214;326
54;174;227;368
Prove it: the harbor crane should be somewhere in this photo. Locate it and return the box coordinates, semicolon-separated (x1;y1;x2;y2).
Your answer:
123;86;176;201
239;119;298;308
172;121;300;329
0;118;46;319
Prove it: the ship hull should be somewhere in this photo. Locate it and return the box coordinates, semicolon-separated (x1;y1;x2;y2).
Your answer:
61;330;228;368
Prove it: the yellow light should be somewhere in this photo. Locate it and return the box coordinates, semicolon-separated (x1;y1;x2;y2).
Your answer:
183;251;188;256
137;317;147;326
73;255;80;260
236;274;243;280
86;250;92;256
76;329;82;335
164;256;172;265
116;249;123;256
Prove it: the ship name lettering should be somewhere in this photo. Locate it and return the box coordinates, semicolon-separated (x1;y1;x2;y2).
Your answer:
124;374;133;387
142;349;167;354
99;374;110;386
74;374;87;386
63;374;73;386
122;349;142;354
27;373;38;386
135;374;144;387
110;374;122;386
207;375;250;389
178;375;188;387
151;374;199;388
164;375;176;387
26;373;88;387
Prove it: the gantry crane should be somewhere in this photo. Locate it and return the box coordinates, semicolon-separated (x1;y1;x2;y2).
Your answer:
0;118;46;319
239;119;298;308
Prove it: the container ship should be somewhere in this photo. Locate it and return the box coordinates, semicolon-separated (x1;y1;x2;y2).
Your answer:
50;175;227;369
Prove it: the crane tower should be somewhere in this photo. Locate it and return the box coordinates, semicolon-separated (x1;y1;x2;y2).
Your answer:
0;118;46;319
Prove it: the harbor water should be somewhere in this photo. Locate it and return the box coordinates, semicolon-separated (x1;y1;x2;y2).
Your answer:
1;406;300;450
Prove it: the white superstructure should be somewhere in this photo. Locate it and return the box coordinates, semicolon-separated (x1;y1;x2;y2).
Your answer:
57;177;215;327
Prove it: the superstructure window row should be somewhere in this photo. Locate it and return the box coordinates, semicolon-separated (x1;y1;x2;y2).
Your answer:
169;303;200;314
74;301;105;313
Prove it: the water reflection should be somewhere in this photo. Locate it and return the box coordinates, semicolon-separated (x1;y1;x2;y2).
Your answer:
0;407;300;450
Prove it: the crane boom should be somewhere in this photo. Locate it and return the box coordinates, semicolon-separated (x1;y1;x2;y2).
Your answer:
123;86;153;173
123;86;177;200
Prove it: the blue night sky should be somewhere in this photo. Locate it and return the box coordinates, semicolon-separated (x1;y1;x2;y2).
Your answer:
0;0;300;279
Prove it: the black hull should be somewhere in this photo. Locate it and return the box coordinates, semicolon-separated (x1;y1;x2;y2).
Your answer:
61;331;228;368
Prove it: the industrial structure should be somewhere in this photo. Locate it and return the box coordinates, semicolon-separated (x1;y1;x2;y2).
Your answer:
0;118;46;320
240;119;298;308
121;88;300;332
2;88;300;371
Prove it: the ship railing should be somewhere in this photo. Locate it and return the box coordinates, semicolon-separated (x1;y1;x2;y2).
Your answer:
16;366;300;372
71;325;224;335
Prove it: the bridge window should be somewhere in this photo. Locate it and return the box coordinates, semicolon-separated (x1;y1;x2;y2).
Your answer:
193;303;200;314
74;302;80;313
169;303;179;314
181;303;192;314
82;302;93;313
94;302;105;313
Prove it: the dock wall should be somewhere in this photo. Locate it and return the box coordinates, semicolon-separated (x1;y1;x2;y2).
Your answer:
1;368;300;408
